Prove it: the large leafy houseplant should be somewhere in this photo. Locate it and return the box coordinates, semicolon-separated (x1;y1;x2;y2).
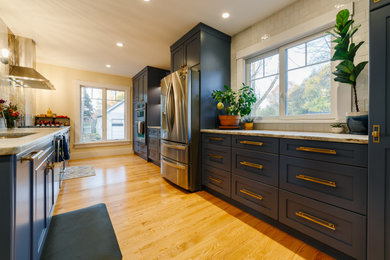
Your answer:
328;9;368;112
212;83;256;126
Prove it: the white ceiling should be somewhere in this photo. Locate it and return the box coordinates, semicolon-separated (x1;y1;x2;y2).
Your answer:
0;0;296;77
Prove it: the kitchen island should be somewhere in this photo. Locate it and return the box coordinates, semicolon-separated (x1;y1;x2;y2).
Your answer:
0;127;70;260
200;129;368;259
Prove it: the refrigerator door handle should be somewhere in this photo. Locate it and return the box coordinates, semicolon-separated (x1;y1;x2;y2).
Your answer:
167;83;175;133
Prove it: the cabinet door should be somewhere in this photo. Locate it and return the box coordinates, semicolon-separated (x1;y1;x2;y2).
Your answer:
14;158;32;260
32;160;48;260
185;34;200;68
139;74;144;102
171;46;184;72
143;72;148;103
368;4;390;259
133;77;139;101
46;157;55;224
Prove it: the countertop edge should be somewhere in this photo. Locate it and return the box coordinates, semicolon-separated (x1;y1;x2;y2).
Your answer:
200;129;368;144
0;127;70;156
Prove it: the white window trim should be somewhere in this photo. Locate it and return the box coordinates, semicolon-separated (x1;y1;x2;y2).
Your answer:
74;80;131;146
236;4;353;123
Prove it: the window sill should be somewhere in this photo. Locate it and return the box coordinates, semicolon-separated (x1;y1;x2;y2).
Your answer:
253;118;344;124
74;140;131;148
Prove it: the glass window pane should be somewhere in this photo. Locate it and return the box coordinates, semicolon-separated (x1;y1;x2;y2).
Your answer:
251;75;280;117
287;43;306;70
81;87;103;142
264;54;279;76
307;35;331;65
107;90;125;140
251;59;263;79
286;62;331;115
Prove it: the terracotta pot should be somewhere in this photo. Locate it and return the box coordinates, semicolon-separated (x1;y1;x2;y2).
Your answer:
244;122;254;130
219;115;241;126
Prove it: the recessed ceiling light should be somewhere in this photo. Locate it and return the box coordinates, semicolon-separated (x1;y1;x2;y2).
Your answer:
116;42;124;47
222;12;230;19
144;0;150;2
106;64;111;68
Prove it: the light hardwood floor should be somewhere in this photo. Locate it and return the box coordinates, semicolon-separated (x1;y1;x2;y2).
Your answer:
54;154;334;260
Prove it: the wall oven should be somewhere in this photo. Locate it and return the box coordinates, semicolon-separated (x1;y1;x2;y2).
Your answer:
135;102;146;144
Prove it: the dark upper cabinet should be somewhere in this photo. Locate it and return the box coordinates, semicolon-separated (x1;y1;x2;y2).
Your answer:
170;23;231;129
370;0;390;10
171;46;185;72
185;34;200;69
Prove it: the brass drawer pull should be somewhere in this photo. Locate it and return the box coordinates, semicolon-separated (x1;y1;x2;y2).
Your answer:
240;161;263;170
295;211;336;231
240;140;263;146
208;137;223;141
296;146;336;155
208;176;222;184
208;153;223;159
296;174;336;188
240;189;263;200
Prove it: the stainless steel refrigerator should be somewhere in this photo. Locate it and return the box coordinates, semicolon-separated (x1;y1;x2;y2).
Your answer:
160;68;200;191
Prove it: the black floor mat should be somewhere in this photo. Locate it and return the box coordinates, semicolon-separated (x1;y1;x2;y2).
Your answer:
40;203;122;260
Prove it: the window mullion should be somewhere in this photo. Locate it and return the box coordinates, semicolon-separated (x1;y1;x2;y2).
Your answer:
280;48;286;117
102;89;107;141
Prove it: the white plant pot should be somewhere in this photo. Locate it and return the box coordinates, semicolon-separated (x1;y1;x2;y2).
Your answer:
330;127;344;134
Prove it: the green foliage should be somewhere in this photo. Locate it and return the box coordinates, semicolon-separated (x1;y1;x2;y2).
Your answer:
212;83;257;117
327;9;368;112
244;117;254;123
287;64;331;115
331;123;343;127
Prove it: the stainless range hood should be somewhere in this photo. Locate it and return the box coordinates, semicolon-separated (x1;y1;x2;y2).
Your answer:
8;35;54;90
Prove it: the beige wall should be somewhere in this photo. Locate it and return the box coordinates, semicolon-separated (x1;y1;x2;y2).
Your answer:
35;63;132;159
231;0;369;132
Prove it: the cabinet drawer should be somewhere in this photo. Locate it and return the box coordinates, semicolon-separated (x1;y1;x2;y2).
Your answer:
149;149;160;163
202;134;231;147
280;156;367;214
232;135;278;154
148;138;160;149
280;139;368;167
202;165;231;197
202;144;231;172
279;190;366;260
232;175;278;220
232;148;278;187
148;128;160;138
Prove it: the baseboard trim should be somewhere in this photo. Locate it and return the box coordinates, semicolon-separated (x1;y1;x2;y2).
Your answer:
70;147;134;160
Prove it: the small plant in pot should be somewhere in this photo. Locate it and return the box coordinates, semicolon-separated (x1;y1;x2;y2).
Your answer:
330;123;344;134
212;83;257;128
328;9;368;134
244;117;254;130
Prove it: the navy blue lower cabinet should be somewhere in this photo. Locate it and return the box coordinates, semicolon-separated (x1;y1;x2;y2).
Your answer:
280;155;367;215
232;135;279;153
202;144;231;172
231;175;278;220
279;190;366;259
280;139;368;167
202;165;231;197
232;147;278;187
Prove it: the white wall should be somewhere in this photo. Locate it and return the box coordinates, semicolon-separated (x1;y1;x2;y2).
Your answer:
231;0;369;132
35;63;133;159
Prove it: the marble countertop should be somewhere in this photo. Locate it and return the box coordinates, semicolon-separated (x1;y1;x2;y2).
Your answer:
200;129;368;144
0;127;70;156
147;126;161;129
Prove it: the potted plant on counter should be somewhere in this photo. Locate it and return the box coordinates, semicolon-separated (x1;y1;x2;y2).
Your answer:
330;123;344;134
212;83;256;128
328;9;368;134
244;117;254;130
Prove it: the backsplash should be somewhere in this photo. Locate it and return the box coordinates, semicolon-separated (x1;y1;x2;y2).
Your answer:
0;18;36;127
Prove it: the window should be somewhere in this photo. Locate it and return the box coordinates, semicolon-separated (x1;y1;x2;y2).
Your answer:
78;84;128;144
247;33;332;119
